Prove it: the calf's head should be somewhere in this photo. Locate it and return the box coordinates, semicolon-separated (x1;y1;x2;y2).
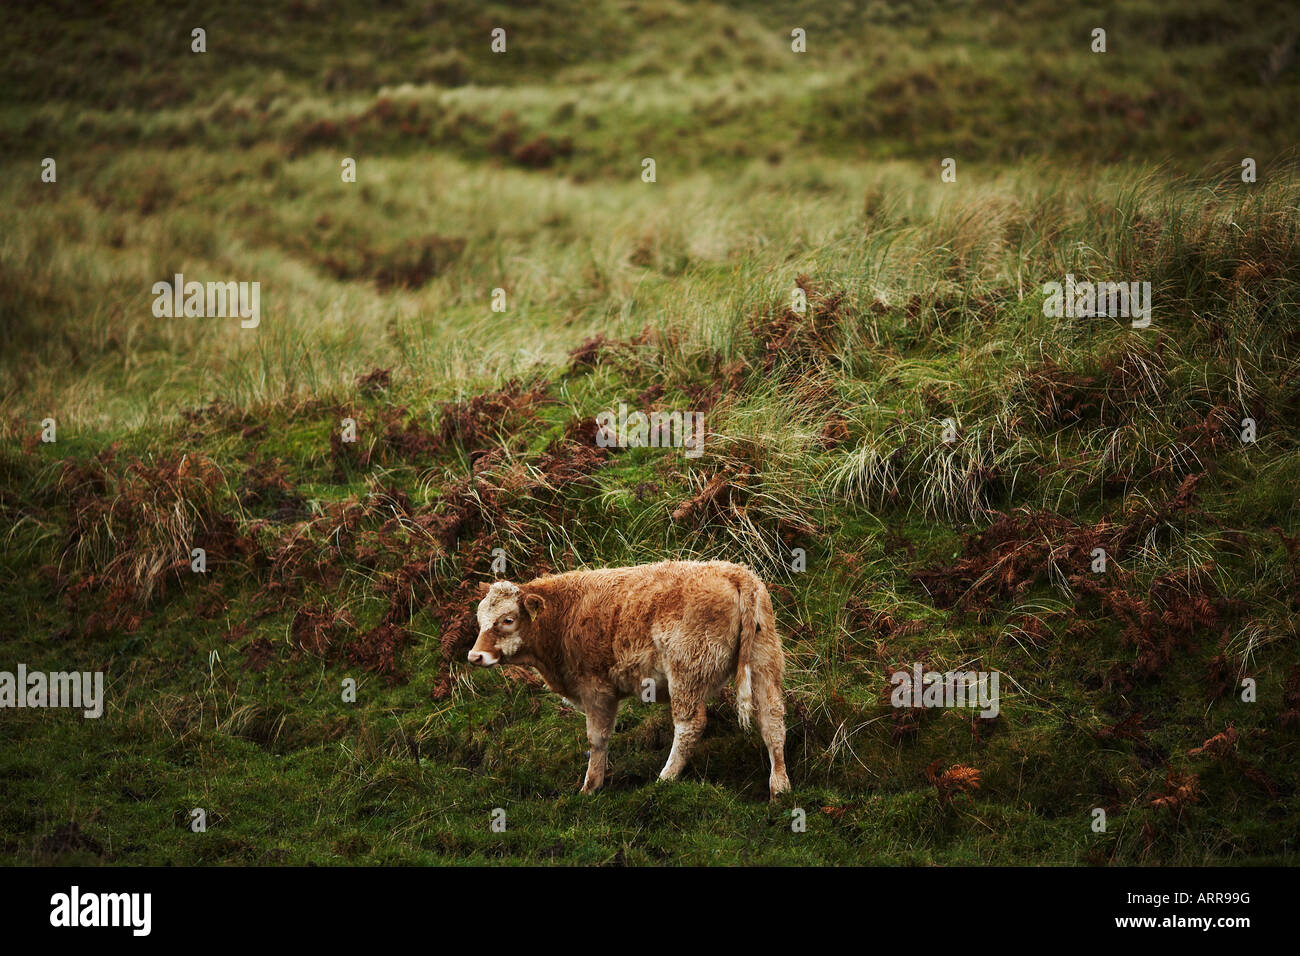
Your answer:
468;581;545;667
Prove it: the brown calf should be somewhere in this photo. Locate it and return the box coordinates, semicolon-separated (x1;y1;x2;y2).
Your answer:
467;560;790;800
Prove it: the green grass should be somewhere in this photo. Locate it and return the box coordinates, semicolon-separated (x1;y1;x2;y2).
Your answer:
2;0;1300;866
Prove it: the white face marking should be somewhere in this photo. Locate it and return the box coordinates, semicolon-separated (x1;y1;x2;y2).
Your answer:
473;581;525;664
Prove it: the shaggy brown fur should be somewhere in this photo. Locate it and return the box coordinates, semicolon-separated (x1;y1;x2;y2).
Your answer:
467;560;790;799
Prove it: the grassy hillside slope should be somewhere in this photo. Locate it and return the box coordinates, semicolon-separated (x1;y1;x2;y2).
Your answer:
2;0;1299;864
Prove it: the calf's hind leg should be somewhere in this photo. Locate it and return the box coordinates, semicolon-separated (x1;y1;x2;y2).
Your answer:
658;691;706;782
755;667;790;798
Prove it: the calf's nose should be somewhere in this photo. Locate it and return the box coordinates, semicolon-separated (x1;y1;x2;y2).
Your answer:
468;650;485;665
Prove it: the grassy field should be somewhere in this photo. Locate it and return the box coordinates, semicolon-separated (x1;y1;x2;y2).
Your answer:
2;0;1300;865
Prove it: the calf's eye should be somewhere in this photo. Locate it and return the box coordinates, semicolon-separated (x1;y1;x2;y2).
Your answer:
502;617;514;625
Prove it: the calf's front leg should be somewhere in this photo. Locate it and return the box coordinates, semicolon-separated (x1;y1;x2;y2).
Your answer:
580;695;618;793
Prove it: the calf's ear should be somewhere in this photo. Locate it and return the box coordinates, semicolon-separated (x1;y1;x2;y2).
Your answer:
523;592;545;619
